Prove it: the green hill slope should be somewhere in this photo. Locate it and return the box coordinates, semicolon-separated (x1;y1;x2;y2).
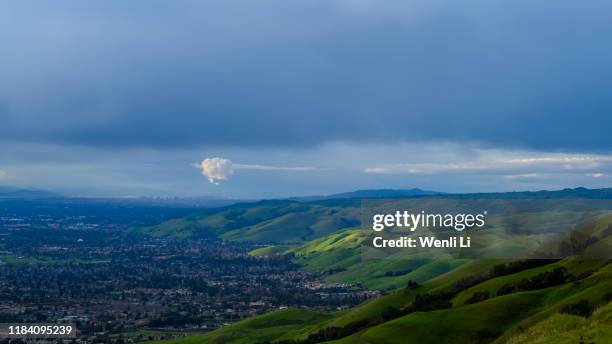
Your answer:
133;201;360;244
504;301;612;344
140;191;612;344
279;229;472;290
152;308;334;344
146;257;612;344
358;290;549;344
133;188;612;244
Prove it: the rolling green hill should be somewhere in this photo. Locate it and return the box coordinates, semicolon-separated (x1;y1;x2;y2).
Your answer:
150;308;334;344
504;301;612;344
133;201;360;244
133;188;612;244
281;229;468;290
248;213;612;291
142;189;612;343
148;214;612;343
149;257;612;344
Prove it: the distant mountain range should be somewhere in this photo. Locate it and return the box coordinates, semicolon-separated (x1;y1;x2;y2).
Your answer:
0;186;60;199
456;187;612;199
290;188;442;201
4;185;612;202
297;186;612;201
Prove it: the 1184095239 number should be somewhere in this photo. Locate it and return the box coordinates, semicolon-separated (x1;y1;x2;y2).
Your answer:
0;323;76;338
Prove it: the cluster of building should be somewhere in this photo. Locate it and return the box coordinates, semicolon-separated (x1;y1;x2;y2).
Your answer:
0;208;378;343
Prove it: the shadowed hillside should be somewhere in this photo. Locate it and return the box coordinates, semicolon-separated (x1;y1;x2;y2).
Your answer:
148;211;612;344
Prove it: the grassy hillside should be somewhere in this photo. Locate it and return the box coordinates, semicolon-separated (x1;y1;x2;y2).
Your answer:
152;308;334;344
451;259;608;306
133;188;612;244
141;190;612;344
358;290;550;344
504;301;612;344
258;229;470;290
350;262;612;344
313;259;505;329
148;257;612;344
133;201;360;244
260;212;612;290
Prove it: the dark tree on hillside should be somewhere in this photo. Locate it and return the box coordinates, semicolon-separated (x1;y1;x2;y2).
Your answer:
561;299;593;317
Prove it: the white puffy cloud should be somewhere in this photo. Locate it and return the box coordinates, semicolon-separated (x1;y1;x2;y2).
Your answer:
195;158;317;184
0;169;8;179
198;158;234;184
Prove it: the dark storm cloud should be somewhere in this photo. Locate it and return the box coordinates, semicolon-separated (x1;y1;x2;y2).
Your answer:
1;0;612;151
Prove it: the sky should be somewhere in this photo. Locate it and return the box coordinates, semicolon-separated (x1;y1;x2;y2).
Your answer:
1;0;612;198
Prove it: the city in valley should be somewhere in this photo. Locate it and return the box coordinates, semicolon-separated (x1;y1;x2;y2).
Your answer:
0;199;379;343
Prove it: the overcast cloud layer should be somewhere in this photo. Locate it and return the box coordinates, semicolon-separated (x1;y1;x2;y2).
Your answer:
1;1;611;196
2;0;612;151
